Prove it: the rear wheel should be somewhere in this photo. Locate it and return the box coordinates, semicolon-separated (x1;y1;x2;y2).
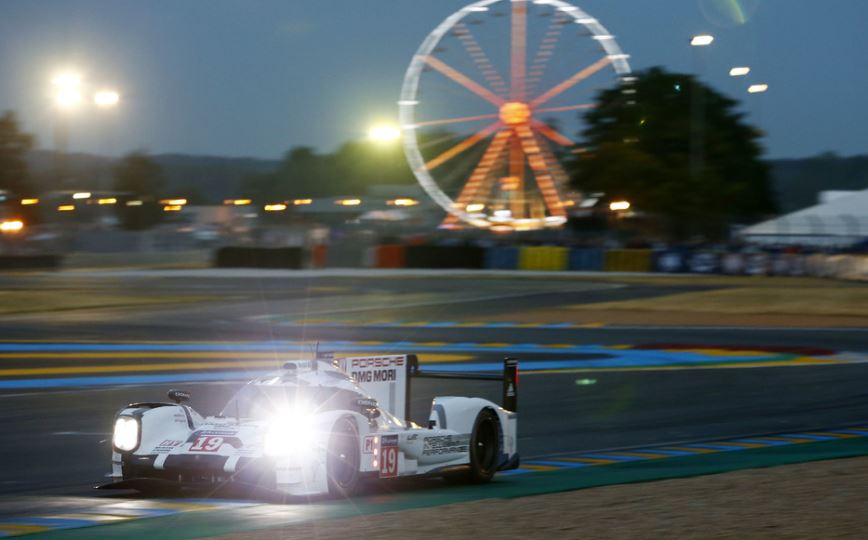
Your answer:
469;409;500;483
444;409;500;484
326;417;361;497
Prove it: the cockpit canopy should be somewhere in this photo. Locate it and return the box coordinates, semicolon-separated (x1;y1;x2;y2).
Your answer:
220;382;367;420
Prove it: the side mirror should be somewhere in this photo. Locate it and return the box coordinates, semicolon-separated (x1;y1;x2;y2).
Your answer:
356;398;381;420
168;389;191;404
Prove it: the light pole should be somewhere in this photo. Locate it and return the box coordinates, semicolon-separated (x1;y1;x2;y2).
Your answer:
94;89;120;184
51;72;82;186
689;35;713;183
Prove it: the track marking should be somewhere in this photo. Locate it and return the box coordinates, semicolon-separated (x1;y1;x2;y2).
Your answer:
507;426;868;475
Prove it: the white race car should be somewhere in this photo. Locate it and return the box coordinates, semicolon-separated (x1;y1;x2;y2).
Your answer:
102;354;519;497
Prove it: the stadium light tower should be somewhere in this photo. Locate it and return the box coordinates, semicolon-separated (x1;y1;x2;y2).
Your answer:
52;71;83;110
368;124;401;143
94;89;120;108
690;34;714;47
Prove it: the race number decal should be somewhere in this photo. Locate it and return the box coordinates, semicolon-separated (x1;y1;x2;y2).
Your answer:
363;436;378;454
189;436;224;452
379;435;399;478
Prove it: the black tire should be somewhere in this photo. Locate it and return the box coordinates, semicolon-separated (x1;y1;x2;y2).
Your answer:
444;409;500;484
326;417;361;497
468;409;500;483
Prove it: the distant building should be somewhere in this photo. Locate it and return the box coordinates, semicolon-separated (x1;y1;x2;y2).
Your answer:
739;189;868;248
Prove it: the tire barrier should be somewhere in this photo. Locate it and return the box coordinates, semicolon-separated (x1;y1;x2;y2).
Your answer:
404;245;486;269
518;246;568;271
214;247;303;269
0;255;62;270
604;249;653;272
485;246;519;270
373;244;405;269
568;248;604;271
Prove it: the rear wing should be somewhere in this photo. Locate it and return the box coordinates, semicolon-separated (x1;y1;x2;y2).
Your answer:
334;353;517;423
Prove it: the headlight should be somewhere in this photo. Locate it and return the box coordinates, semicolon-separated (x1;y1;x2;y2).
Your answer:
264;404;315;457
113;417;139;452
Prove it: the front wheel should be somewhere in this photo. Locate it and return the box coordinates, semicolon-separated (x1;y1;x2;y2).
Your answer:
326;417;361;497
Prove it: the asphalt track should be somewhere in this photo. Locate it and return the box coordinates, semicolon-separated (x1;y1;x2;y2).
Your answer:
0;269;865;536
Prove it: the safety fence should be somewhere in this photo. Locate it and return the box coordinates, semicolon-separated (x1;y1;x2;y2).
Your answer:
213;244;867;281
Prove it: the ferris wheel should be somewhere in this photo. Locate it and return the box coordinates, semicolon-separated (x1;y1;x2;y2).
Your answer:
400;0;631;231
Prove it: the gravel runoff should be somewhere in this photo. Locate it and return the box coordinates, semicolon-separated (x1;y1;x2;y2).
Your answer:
208;456;868;540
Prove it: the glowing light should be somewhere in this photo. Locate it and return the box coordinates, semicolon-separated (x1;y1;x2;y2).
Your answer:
0;220;24;233
159;198;188;206
52;72;83;110
97;198;117;205
72;192;91;200
125;200;143;207
729;66;750;77
609;200;631;211
112;417;139;452
55;88;82;109
264;203;287;212
335;198;361;206
264;404;315;457
293;199;312;206
57;204;75;212
52;72;81;87
499;102;531;126
163;205;182;212
690;34;715;46
368;124;401;142
465;203;485;213
224;199;252;206
389;198;419;207
93;90;120;107
748;84;769;93
20;198;39;206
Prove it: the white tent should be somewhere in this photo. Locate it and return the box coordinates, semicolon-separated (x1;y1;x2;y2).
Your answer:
740;189;868;247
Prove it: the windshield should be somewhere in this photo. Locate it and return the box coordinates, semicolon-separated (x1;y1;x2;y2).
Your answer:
219;384;365;420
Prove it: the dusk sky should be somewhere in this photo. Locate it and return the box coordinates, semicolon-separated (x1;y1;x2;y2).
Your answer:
0;0;865;160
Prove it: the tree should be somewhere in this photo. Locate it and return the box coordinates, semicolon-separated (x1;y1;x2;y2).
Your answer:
113;152;166;197
113;152;166;230
0;111;35;196
567;67;775;240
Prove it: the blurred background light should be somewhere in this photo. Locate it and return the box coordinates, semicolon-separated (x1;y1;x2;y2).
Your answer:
690;34;715;46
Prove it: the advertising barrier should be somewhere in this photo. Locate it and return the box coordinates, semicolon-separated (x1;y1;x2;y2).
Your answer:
0;255;62;270
518;246;568;271
325;241;367;268
404;245;486;269
374;244;405;269
654;250;687;273
568;248;604;271
485;246;519;270
604;249;653;272
214;247;303;269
